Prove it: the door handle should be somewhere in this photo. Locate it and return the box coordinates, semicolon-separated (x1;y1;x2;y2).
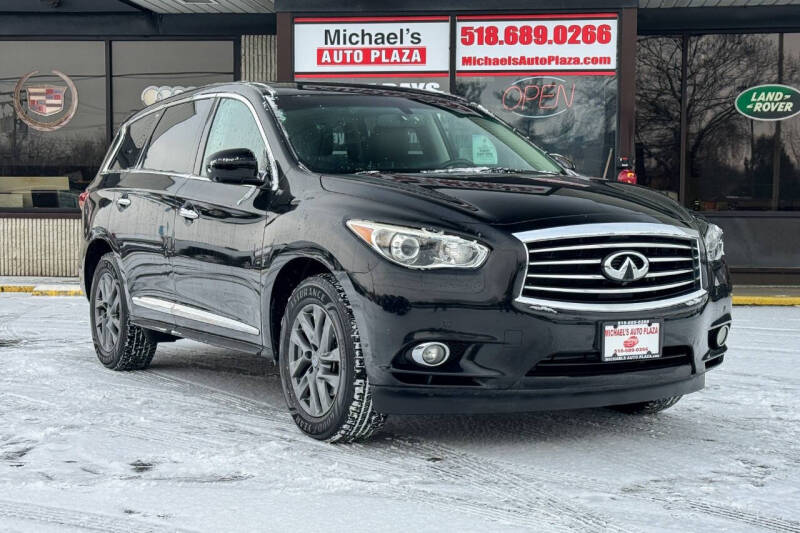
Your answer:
116;197;131;207
179;207;199;220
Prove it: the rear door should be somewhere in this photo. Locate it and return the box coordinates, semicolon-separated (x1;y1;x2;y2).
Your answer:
105;110;174;325
171;95;271;343
120;97;215;325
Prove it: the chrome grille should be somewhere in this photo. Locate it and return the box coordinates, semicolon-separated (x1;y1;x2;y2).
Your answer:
514;223;706;311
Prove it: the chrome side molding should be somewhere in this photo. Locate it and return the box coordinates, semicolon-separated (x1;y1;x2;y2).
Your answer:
132;296;259;336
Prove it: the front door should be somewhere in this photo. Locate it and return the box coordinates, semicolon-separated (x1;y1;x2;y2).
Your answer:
171;96;271;343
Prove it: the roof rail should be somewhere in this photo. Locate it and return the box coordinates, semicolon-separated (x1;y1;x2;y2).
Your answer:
247;81;277;97
293;80;468;102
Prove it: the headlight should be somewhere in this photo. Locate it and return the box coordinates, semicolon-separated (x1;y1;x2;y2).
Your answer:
703;223;725;261
346;220;489;269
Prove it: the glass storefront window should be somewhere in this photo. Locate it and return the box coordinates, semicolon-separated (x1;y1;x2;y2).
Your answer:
686;33;780;211
112;41;234;128
0;39;235;211
456;75;618;178
635;36;682;201
781;33;800;210
0;41;106;210
637;32;800;211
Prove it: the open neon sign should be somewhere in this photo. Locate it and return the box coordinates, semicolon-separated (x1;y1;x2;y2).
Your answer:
501;76;576;118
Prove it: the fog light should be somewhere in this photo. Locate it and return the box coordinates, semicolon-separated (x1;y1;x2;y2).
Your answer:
715;325;730;347
411;342;450;367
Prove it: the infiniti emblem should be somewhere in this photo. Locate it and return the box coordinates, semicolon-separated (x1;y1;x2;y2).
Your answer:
602;250;650;282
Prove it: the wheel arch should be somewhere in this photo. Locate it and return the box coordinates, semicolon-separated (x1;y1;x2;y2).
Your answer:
82;237;114;300
267;254;337;358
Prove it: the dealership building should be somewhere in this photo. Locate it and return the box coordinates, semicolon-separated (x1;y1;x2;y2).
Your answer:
1;0;798;284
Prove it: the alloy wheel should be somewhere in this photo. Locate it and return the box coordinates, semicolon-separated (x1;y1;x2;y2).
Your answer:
94;271;121;352
288;303;341;417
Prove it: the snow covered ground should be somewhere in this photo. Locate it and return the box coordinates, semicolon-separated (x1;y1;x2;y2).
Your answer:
1;294;798;533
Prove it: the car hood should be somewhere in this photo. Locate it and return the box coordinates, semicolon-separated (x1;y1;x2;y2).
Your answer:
319;171;696;233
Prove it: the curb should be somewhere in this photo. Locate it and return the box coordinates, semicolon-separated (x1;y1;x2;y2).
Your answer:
0;285;35;293
31;288;85;297
731;296;800;306
0;285;83;297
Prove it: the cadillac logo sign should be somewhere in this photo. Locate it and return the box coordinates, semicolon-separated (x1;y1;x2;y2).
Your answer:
13;70;78;132
27;86;67;116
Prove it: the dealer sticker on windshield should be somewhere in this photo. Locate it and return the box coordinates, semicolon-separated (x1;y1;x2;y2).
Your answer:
602;320;662;362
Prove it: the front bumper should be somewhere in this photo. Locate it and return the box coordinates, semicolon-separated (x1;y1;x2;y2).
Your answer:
339;259;732;415
372;373;705;415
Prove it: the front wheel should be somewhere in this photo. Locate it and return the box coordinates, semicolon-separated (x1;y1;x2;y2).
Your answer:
279;274;385;443
608;396;683;414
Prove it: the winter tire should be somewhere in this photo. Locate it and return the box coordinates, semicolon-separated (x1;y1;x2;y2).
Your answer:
609;395;683;414
90;253;157;371
279;274;385;443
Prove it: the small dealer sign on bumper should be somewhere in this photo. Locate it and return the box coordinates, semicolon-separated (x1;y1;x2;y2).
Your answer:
602;320;662;362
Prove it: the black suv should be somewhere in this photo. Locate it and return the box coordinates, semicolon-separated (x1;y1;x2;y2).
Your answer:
80;82;732;442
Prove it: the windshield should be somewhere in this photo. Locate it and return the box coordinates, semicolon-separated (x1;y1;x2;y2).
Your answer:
273;93;563;175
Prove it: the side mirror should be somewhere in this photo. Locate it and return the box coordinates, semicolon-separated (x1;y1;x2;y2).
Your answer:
206;148;262;185
549;153;576;171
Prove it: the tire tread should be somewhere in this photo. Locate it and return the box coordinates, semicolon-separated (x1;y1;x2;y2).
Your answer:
284;273;385;443
92;254;157;371
610;395;683;415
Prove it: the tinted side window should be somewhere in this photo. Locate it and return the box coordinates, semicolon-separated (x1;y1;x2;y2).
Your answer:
142;99;213;174
109;113;159;171
201;98;267;176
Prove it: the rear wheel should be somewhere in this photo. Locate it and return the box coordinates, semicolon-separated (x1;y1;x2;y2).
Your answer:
90;254;157;371
279;274;385;442
609;396;683;414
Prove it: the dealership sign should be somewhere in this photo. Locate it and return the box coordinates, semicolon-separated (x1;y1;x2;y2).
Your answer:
456;14;618;74
501;76;576;118
13;70;78;132
293;16;450;77
735;84;800;121
141;85;195;106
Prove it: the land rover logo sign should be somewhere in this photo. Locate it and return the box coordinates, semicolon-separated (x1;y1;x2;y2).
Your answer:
13;70;79;132
735;84;800;121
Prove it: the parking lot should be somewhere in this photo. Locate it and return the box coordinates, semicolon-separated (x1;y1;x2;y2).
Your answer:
1;294;799;532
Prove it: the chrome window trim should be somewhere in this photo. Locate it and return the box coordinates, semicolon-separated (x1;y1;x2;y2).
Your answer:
104;91;279;191
513;223;707;313
99;126;126;174
132;296;259;336
123;168;208;181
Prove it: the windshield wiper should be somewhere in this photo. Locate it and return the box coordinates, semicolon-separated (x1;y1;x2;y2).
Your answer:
351;167;564;176
420;167;560;175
